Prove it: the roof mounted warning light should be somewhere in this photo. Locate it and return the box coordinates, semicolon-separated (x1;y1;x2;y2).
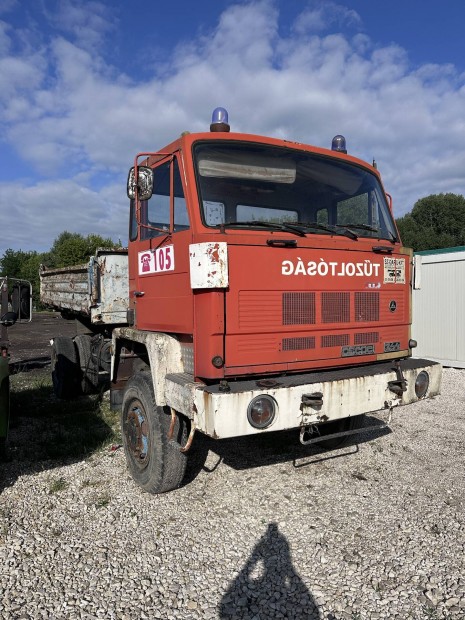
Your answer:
210;107;230;132
331;135;347;154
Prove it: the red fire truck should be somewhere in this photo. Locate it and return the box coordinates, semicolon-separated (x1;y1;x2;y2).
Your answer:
40;108;442;493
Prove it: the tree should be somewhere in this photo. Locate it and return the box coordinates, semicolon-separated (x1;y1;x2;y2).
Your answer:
45;232;120;268
396;193;465;252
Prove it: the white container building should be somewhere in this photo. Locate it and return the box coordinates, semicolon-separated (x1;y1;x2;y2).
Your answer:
412;246;465;368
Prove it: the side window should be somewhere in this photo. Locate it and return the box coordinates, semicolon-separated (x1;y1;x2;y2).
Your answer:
140;158;189;239
142;161;171;239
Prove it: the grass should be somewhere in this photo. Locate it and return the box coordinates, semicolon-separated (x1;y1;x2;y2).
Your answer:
94;492;111;509
49;476;68;494
8;371;121;464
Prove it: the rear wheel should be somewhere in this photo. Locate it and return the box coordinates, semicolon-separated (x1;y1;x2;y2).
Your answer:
74;334;98;394
313;414;366;449
51;336;79;399
121;372;188;494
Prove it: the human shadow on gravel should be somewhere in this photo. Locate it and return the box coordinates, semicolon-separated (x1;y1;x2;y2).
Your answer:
219;522;321;619
183;414;390;485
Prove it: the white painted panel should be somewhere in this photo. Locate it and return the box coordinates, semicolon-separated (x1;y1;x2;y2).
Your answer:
413;250;465;367
189;242;228;289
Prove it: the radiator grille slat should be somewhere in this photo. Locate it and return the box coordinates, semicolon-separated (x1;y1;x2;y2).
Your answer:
321;292;350;323
282;337;316;351
355;332;380;344
321;334;350;348
282;292;316;325
355;292;380;322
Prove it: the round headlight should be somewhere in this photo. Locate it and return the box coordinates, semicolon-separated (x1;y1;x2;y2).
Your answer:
247;395;277;429
415;371;430;398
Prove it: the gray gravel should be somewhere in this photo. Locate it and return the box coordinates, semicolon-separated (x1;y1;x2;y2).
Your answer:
1;367;464;619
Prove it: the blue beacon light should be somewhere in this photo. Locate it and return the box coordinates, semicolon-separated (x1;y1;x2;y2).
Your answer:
331;135;347;154
210;107;230;132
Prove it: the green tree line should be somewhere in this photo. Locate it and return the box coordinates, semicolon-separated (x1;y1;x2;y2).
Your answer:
395;193;465;252
0;232;120;309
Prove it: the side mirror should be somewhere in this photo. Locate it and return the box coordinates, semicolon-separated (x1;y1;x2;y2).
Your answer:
1;311;18;327
127;166;154;201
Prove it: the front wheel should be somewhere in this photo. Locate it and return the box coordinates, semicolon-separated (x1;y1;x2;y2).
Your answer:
121;373;188;494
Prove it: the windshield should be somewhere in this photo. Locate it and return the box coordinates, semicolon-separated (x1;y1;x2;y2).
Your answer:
194;142;398;241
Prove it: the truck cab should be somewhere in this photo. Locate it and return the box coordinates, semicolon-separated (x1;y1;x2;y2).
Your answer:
127;110;412;382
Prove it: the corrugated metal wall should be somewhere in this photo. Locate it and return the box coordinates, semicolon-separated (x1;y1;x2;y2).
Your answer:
412;248;465;368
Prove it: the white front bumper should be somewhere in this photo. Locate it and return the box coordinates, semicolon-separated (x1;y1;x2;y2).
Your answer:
183;359;442;439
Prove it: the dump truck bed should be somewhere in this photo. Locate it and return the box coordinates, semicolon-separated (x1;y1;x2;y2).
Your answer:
40;249;129;325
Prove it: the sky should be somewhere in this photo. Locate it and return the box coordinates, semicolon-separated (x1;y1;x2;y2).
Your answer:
1;0;465;253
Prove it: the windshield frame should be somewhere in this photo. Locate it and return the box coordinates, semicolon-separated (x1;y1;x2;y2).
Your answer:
192;139;398;242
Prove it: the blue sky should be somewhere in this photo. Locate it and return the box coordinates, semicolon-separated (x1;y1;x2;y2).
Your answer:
1;0;465;252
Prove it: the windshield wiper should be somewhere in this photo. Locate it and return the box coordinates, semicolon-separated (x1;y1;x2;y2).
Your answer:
293;221;358;240
216;221;307;237
337;223;398;243
338;223;378;232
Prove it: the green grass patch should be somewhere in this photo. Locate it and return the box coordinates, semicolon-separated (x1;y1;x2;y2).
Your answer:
9;372;121;464
49;476;68;494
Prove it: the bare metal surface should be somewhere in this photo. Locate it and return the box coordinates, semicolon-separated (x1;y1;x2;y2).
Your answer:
40;250;129;324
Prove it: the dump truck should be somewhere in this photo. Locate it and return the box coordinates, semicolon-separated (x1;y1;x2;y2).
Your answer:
40;108;442;493
0;276;32;459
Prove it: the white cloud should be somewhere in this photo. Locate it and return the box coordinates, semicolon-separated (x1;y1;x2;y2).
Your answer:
0;179;127;252
43;0;114;50
1;0;465;251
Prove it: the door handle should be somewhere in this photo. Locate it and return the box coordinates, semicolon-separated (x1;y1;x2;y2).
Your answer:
133;291;145;297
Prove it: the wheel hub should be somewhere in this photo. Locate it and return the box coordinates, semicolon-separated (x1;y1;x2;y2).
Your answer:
127;402;149;462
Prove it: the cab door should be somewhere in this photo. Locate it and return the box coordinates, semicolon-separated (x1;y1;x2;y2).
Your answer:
132;155;193;334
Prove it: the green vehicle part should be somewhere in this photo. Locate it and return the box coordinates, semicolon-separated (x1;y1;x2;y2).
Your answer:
0;354;9;458
0;276;32;459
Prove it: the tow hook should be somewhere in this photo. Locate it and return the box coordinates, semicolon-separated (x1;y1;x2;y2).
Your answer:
388;360;407;396
168;408;196;453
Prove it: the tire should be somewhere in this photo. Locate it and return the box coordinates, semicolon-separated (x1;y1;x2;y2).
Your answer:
313;414;366;450
121;372;188;494
74;334;99;394
51;336;80;399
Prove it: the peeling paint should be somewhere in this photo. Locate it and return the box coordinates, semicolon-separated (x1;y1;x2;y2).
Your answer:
189;242;228;289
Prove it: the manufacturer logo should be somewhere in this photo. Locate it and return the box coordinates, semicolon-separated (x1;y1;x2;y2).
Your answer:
389;300;397;312
342;345;375;357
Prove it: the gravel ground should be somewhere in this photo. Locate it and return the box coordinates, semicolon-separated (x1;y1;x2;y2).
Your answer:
1;367;464;620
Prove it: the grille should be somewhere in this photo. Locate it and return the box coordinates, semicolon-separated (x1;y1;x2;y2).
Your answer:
282;292;316;325
321;334;350;348
355;292;379;322
282;337;316;351
355;332;380;345
321;292;350;323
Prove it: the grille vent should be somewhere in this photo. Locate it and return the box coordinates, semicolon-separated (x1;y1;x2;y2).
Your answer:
321;334;350;348
355;292;379;322
282;292;315;325
282;337;316;351
321;292;350;323
355;332;380;345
